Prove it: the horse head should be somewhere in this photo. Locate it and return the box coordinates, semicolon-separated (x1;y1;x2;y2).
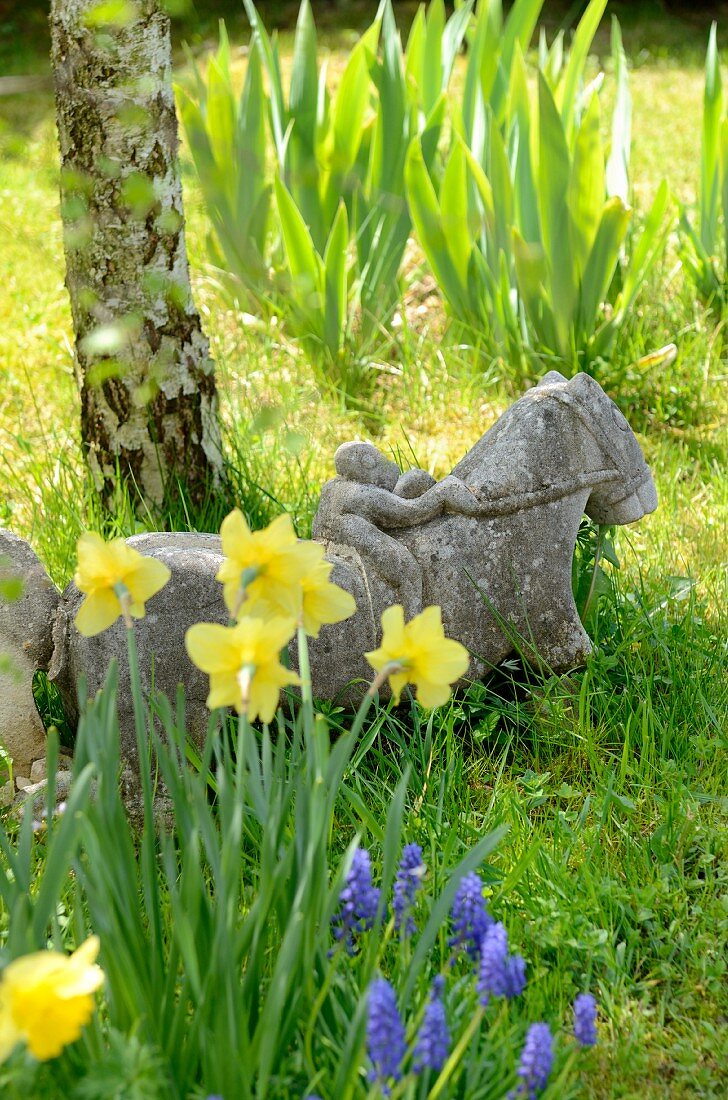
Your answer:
534;372;658;525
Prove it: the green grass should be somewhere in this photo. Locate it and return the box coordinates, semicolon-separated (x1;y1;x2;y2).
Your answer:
1;3;727;1097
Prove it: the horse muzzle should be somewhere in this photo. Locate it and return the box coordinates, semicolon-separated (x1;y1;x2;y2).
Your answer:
586;472;658;525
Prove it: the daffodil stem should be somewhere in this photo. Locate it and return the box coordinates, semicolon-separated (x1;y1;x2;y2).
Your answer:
235;710;252;797
124;625;163;950
348;660;402;745
231;566;260;621
365;660;404;703
114;581;133;629
125;626;149;794
296;624;314;733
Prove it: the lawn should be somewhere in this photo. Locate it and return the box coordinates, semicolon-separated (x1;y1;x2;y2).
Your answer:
0;2;726;1098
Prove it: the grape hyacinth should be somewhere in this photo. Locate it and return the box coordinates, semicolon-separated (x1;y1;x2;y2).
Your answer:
448;871;493;959
367;978;407;1088
393;843;426;934
513;1022;554;1098
573;992;598;1046
413;975;450;1074
477;922;527;1004
331;848;380;951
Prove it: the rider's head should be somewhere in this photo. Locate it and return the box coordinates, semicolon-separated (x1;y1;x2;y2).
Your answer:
334;442;399;490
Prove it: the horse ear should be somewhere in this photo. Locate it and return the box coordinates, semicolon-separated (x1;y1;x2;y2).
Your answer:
536;370;568;388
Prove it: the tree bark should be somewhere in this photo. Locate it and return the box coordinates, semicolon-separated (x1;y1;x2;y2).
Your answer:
49;0;225;510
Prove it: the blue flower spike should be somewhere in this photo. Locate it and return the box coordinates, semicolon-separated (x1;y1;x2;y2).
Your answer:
331;847;381;951
512;1022;554;1098
477;921;527;1004
393;843;426;935
449;871;493;959
367;977;407;1090
413;975;450;1074
573;992;598;1046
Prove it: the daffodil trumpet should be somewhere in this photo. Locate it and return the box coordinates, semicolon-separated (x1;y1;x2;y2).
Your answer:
236;663;256;715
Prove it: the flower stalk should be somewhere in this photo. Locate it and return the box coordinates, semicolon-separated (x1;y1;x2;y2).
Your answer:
113;581;133;629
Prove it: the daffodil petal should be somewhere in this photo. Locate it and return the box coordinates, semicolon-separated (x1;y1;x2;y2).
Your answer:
74;590;121;637
302;577;356;637
247;575;302;618
219;508;252;557
186;623;243;674
24;993;96;1060
126;557;171;603
0;938;104;1063
388;671;408;705
364;645;388;673
380;605;406;651
411;605;443;631
248;663;300;723
427;638;470;681
207;672;241;711
261;512;297;551
259;616;298;652
414;679;453;709
74;532;111;591
68;936;100;968
0;997;22;1064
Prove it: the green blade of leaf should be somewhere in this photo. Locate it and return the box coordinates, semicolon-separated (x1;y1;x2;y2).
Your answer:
405;137;468;315
323;201;350;355
617;179;671;314
606;16;632;202
507;43;540;243
700;21;723;252
422;0;446;116
558;0;608;132
439;140;472;287
580;196;632;332
569;91;605;273
275;174;324;325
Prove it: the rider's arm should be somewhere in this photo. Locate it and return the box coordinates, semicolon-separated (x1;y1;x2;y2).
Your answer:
434;476;483;516
349;484;446;528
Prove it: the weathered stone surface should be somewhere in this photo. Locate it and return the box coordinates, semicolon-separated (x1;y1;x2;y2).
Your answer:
30;759;47;784
14;771;74;819
49;532;228;765
0;530;60;774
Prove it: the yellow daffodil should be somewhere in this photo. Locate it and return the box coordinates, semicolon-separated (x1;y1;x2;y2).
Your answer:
216;510;321;620
365;605;470;707
74;532;171;636
300;549;356;638
0;936;104;1063
185;616;299;722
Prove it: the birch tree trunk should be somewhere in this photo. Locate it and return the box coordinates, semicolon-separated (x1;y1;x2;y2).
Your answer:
49;0;225;510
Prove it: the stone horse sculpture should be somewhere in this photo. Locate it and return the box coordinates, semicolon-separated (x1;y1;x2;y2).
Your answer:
304;370;657;699
0;371;656;789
